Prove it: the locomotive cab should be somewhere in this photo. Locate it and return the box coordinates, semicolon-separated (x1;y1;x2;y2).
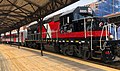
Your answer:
24;6;120;63
59;6;120;62
60;6;94;33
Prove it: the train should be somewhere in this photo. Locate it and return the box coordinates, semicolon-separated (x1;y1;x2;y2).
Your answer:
1;27;27;45
1;6;120;63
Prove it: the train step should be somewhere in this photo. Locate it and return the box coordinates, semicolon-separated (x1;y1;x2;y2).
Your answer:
96;46;109;48
98;40;105;42
94;51;102;54
92;57;101;60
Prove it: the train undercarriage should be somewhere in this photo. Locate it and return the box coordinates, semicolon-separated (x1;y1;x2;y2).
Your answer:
25;38;120;63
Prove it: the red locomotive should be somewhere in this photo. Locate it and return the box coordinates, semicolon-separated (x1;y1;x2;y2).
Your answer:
25;6;120;62
2;6;120;62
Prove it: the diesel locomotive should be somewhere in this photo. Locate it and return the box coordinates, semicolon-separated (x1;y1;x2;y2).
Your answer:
2;6;120;62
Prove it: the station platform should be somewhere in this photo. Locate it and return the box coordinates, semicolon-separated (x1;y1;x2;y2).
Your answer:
0;44;119;71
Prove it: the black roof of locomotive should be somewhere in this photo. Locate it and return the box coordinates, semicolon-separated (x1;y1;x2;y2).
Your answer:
60;8;76;17
43;14;61;23
72;16;107;22
60;6;93;17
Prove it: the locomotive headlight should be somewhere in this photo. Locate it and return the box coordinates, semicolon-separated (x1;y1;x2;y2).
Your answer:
110;35;114;39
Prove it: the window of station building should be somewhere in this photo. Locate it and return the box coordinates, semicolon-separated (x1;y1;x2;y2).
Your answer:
95;4;98;9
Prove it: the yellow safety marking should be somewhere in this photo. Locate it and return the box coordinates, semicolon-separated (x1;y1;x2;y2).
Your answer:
75;40;79;43
66;40;69;42
25;40;38;42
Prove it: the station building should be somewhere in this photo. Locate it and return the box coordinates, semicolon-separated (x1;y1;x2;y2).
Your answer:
88;0;120;16
88;0;120;39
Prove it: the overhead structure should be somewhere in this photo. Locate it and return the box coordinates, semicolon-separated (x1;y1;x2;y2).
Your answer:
0;0;78;33
104;12;120;25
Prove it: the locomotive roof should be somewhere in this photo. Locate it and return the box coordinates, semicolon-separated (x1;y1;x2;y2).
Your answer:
72;16;106;22
26;21;38;28
60;6;91;17
60;8;76;17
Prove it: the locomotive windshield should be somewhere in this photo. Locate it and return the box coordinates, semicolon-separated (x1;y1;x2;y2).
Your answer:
73;13;93;20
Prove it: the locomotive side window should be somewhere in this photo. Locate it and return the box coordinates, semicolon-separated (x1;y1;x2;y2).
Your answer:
60;15;74;33
72;18;107;32
73;13;93;21
67;17;69;23
74;13;84;20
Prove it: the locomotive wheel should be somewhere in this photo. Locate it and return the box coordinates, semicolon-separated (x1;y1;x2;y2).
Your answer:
32;43;36;49
116;48;120;57
81;44;90;60
74;45;82;57
82;50;90;60
28;43;31;48
60;44;64;53
115;45;120;57
65;45;74;56
102;51;115;63
36;44;39;49
60;44;74;56
59;44;66;55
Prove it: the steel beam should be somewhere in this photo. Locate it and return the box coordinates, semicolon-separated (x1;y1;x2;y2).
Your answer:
0;0;78;34
0;13;26;17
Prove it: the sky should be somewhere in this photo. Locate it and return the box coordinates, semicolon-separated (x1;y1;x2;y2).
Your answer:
44;0;97;20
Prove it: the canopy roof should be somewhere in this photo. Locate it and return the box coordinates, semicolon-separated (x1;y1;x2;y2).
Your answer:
104;12;120;25
0;0;78;33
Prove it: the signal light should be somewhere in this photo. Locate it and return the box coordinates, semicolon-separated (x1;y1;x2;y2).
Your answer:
105;51;110;55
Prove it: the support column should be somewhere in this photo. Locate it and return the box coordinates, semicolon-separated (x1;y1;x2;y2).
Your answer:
4;33;6;44
38;18;43;56
0;34;1;44
10;31;11;45
17;28;20;49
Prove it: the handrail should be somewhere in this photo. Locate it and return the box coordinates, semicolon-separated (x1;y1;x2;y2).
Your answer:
100;23;117;51
90;19;94;50
84;18;86;38
114;25;117;40
100;25;105;51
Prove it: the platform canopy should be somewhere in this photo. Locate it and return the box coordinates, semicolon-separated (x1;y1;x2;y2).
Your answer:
0;0;78;33
104;12;120;26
